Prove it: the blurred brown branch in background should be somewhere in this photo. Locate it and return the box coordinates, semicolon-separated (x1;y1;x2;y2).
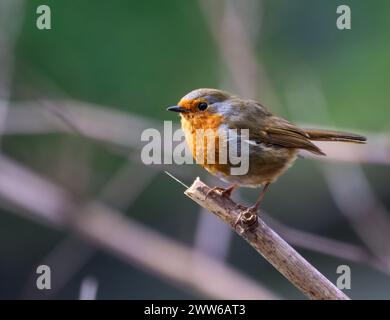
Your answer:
0;0;388;303
285;73;390;271
198;0;282;111
263;214;387;273
5;98;390;275
0;0;388;300
323;164;390;268
185;178;349;300
0;0;25;147
22;161;158;299
0;154;277;299
4;100;390;165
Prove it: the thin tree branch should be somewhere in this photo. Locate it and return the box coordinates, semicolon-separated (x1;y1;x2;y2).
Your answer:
168;172;390;274
263;214;388;273
185;178;350;300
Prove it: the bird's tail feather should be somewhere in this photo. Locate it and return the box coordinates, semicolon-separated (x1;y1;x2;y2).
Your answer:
304;129;366;144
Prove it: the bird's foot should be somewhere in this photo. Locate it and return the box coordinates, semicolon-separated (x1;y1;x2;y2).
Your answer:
234;205;259;233
234;182;269;233
205;185;236;200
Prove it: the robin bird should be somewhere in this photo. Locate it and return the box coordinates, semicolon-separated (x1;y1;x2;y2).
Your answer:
167;88;366;225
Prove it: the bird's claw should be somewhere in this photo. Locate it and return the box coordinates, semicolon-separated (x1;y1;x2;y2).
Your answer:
234;206;259;233
205;185;235;200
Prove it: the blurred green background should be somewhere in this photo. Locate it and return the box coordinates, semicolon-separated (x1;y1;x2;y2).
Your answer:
1;0;389;299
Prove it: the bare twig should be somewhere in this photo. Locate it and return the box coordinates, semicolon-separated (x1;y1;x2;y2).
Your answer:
185;178;350;300
166;171;390;274
263;214;387;273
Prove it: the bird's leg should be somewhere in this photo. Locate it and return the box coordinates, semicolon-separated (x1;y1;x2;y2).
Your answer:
251;182;271;211
234;182;270;231
205;184;236;200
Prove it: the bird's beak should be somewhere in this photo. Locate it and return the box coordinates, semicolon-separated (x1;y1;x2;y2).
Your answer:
167;105;189;113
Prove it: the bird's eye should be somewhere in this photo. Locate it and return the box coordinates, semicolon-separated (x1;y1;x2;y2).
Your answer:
198;102;208;111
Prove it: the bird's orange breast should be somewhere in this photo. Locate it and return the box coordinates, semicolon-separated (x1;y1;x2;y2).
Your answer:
181;112;230;175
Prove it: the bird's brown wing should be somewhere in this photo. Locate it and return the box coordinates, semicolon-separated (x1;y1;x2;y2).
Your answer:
230;113;325;155
257;119;326;155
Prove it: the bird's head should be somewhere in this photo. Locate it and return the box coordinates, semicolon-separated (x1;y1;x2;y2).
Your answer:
167;88;233;118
